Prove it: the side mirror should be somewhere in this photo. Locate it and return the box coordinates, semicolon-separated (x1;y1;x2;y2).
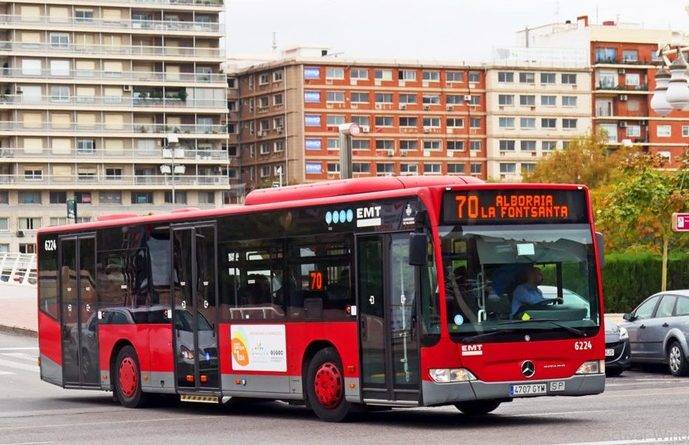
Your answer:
623;313;634;322
595;232;605;268
409;232;428;267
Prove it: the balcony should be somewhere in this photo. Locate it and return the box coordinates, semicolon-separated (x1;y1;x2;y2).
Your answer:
0;95;228;111
0;121;228;136
595;83;649;91
0;15;221;33
0;146;229;162
37;0;223;8
0;174;230;187
1;68;226;85
0;41;223;59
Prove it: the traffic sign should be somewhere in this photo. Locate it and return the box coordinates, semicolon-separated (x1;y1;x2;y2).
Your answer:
672;212;689;232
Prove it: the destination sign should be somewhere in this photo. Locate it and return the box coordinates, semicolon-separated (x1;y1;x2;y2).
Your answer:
442;189;588;225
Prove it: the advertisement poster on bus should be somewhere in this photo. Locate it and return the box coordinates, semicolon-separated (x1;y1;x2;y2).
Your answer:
230;324;287;372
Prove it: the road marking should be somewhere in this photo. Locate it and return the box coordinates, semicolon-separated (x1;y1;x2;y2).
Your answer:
0;442;54;445
0;348;37;351
0;370;13;376
0;359;38;373
556;436;689;445
0;415;220;431
0;353;36;362
515;409;609;417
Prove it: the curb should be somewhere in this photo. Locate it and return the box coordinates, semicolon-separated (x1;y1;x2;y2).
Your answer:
0;324;37;337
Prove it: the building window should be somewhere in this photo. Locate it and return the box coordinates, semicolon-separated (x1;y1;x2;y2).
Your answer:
446;118;464;128
351;116;369;126
497;72;514;83
399;93;417;104
498;94;514;106
350;68;368;79
562;118;578;129
499;117;515;129
326;91;344;103
75;9;95;22
105;168;122;179
376;163;394;175
470;163;482;174
542;141;557;151
447;163;465;174
352;139;370;150
541;118;557;129
326;115;345;126
199;191;215;204
304;66;320;80
519;72;535;84
447;140;464;151
258;73;270;85
682;125;689;137
499;163;516;174
519;95;536;106
595;48;617;63
400;163;418;174
75;191;92;204
131;192;153;204
422;94;440;105
423;140;441;150
622;50;638;62
49;191;66;204
561;73;577;85
375;69;392;81
351;92;369;103
77;139;95;154
399;117;418;127
305;162;322;175
423;117;440;128
304;91;321;103
327;138;340;150
562;96;578;107
446;95;464;105
99;191;121;204
274;140;284;152
657;125;672;137
18;217;41;230
273;70;283;82
521;163;536;174
540;72;556;84
625;73;641;87
521;140;536;151
541;95;556;106
19;243;36;254
423;163;441;175
0;218;7;232
499;140;515;151
470;118;481;128
305;115;321;127
470;140;481;151
447;71;464;82
422;70;440;81
259;143;270;155
18;191;41;204
375;139;394;150
327;162;340;173
273;93;283;106
24;169;43;181
468;71;481;83
164;191;187;204
352;162;371;173
626;125;641;138
468;95;480;105
375;116;393;127
50;85;70;103
400;140;418;151
399;70;417;81
49;33;70;48
326;67;344;79
375;93;393;103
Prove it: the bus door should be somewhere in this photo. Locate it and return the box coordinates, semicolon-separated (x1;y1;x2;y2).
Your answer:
171;224;220;392
59;234;99;387
357;233;420;404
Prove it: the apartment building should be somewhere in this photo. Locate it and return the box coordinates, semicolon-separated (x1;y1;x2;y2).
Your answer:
485;58;592;181
519;15;689;167
229;48;488;189
0;0;231;252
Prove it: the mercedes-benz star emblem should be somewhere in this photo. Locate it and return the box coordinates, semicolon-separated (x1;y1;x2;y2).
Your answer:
521;360;536;378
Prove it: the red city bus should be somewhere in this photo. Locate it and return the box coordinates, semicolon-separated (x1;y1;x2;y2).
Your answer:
36;176;606;421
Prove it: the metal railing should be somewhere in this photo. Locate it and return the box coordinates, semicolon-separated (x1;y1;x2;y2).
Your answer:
47;0;223;7
0;174;230;186
0;15;220;32
0;253;36;287
0;41;223;58
0;95;227;110
0;121;228;135
1;67;226;84
0;146;229;161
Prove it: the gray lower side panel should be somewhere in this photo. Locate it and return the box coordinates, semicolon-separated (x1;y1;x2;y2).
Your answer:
142;371;176;394
221;374;303;400
344;377;361;402
422;374;606;406
40;354;62;387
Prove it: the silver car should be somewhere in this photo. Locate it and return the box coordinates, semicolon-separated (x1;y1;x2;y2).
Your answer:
621;290;689;376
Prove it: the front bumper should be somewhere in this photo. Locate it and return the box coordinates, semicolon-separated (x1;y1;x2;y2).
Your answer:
605;339;631;370
422;373;606;406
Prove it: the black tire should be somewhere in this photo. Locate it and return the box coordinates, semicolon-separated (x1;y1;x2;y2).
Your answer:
455;400;501;416
606;367;625;378
113;345;148;408
667;341;689;377
305;347;351;422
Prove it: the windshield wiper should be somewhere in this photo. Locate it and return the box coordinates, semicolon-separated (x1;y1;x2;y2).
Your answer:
463;320;588;343
498;319;588;337
463;328;519;343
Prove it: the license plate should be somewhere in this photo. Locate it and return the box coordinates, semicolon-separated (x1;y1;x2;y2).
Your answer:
509;383;547;397
605;348;615;357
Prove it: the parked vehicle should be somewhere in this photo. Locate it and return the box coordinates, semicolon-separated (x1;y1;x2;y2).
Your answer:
604;320;631;377
621;291;689;376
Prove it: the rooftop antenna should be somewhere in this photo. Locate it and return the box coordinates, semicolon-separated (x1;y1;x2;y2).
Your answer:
555;0;560;19
595;4;599;24
271;32;277;52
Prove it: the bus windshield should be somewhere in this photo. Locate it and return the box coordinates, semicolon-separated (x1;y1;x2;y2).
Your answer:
440;223;601;340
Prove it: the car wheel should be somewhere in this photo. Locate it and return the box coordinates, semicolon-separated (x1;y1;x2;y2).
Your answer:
305;347;351;422
667;341;689;377
606;367;625;377
455;400;502;416
114;345;148;408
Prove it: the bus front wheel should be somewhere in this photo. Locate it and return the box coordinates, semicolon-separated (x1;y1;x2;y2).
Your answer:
305;347;351;422
455;400;501;416
114;345;148;408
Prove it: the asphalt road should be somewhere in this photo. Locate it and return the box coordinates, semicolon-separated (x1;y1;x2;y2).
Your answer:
1;331;688;445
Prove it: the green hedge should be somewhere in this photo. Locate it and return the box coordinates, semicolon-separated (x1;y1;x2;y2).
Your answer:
603;253;689;313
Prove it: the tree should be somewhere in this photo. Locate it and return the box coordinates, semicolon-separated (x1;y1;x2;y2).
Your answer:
523;131;632;189
596;153;689;291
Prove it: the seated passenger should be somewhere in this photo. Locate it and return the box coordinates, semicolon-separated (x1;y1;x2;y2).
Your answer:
510;266;546;318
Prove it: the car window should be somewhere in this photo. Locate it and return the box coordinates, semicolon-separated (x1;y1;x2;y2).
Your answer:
634;296;660;319
676;297;689;316
656;295;676;318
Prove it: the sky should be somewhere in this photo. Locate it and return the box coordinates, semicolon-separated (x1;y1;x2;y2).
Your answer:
226;0;689;62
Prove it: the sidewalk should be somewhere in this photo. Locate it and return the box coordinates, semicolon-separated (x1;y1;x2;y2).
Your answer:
0;285;36;334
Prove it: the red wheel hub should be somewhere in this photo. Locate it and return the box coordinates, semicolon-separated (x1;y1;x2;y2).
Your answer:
314;362;343;409
118;357;138;398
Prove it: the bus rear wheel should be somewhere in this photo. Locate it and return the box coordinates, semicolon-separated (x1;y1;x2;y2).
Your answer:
455;400;501;416
114;345;147;408
305;347;351;422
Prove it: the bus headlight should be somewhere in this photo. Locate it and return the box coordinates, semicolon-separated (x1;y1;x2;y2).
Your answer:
619;326;629;340
576;360;605;375
429;368;477;383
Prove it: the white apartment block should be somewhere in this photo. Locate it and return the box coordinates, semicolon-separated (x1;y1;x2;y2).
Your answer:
0;0;231;252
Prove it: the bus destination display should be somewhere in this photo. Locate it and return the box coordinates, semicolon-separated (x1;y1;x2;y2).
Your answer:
442;189;588;225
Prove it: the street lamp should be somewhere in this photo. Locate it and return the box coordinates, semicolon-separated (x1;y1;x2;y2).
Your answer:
160;133;185;204
338;122;361;180
651;50;689;115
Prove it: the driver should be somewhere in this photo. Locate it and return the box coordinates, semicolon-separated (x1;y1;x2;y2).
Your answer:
510;266;546;318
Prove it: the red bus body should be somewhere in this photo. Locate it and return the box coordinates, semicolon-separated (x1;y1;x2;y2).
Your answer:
36;176;605;417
